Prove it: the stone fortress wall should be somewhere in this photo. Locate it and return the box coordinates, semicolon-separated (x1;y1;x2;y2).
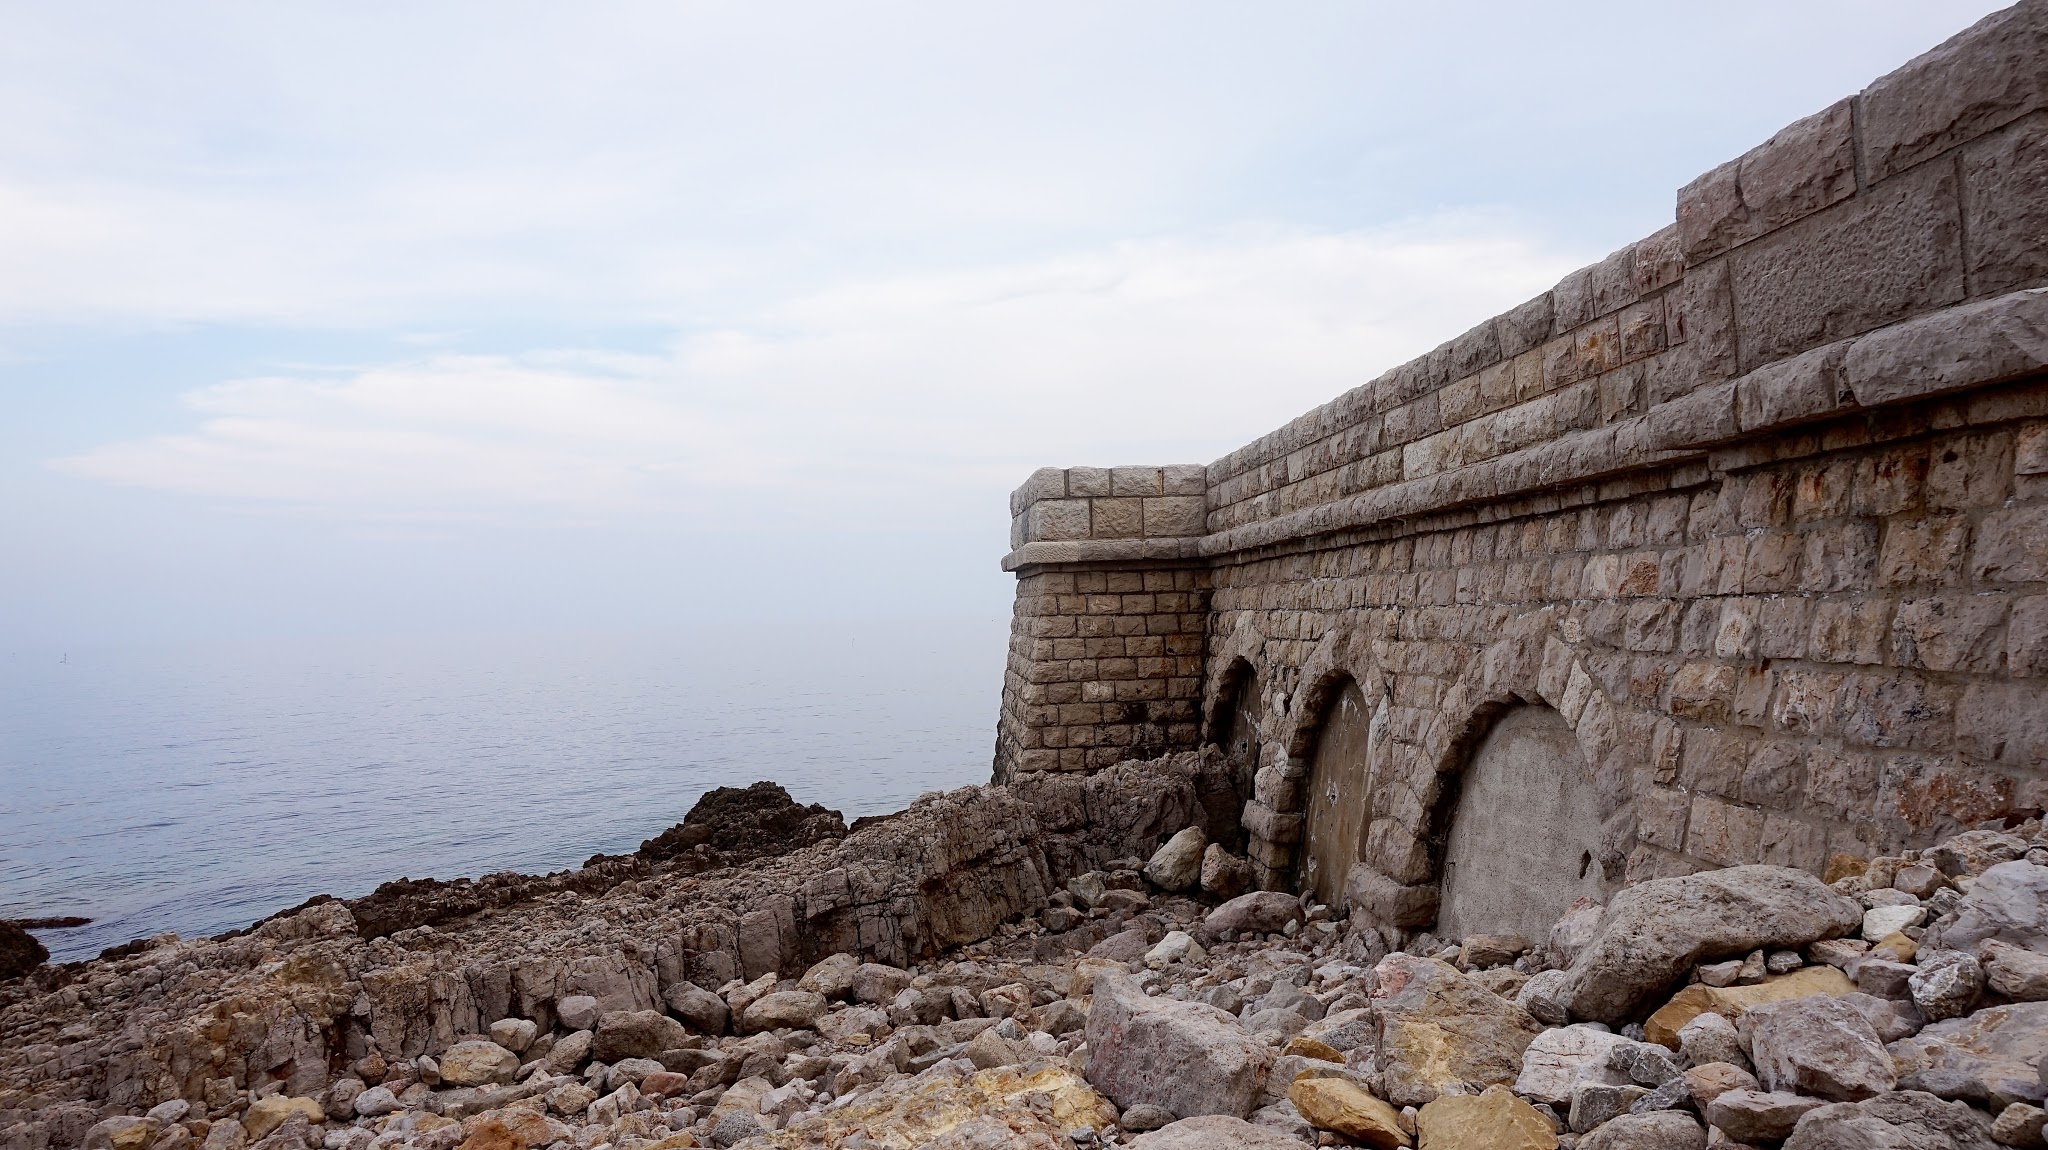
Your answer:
995;1;2048;941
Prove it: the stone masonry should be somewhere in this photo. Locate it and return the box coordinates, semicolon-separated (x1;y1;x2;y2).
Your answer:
997;2;2048;921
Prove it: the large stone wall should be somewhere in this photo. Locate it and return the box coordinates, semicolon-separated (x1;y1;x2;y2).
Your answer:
996;1;2048;931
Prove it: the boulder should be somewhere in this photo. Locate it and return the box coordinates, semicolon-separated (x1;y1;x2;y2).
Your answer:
1516;969;1572;1026
438;1040;519;1087
1992;1103;2048;1148
1643;965;1854;1047
1704;1090;1827;1143
1202;845;1252;900
1127;1115;1316;1149
1929;831;2031;877
1206;892;1303;936
84;1118;159;1150
1085;972;1273;1119
488;1018;537;1053
1781;1090;2000;1150
1889;1002;2048;1110
241;1098;323;1142
1980;940;2048;1001
594;1010;691;1062
1513;1025;1631;1107
1675;1012;1748;1070
556;994;601;1031
1287;1077;1408;1149
852;963;913;1005
963;1027;1024;1070
1413;1085;1558;1150
1576;1111;1703;1150
1560;866;1862;1026
741;990;828;1033
1145;827;1208;892
1865;905;1930;941
543;1029;593;1074
351;1087;400;1118
1372;954;1545;1108
1910;951;1986;1022
796;953;858;1000
1927;862;2048;953
1682;1063;1760;1111
1569;1083;1650;1133
1607;1040;1683;1087
1744;995;1896;1101
1123;1104;1178;1132
663;981;730;1035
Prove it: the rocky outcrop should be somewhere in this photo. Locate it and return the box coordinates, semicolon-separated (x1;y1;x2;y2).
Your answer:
0;925;45;983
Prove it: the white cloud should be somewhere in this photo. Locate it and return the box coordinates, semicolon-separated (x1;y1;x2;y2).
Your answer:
55;217;1581;528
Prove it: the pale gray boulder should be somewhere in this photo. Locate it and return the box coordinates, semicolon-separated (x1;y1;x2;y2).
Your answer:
1085;972;1274;1120
1560;865;1863;1025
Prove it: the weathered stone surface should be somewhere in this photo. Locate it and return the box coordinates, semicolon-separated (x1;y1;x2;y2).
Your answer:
1644;965;1855;1047
1129;1114;1314;1149
1514;1025;1631;1107
1911;951;1987;1022
1201;845;1252;901
1145;827;1208;892
1781;1090;2000;1150
1928;863;2048;954
1372;955;1545;1108
84;1117;159;1150
1744;994;1896;1101
1683;1062;1760;1112
663;980;729;1035
1980;939;2048;1001
1858;0;2048;182
795;951;858;1000
1206;892;1302;936
852;962;914;1005
241;1098;323;1142
1086;972;1273;1119
556;995;600;1032
487;1018;537;1053
1890;1003;2048;1109
438;1041;519;1088
1676;1012;1749;1070
1287;1077;1409;1149
1561;866;1862;1026
594;1010;690;1062
1413;1085;1557;1150
1992;1102;2048;1148
1570;1082;1650;1134
1706;1089;1827;1143
1575;1111;1703;1150
740;990;827;1033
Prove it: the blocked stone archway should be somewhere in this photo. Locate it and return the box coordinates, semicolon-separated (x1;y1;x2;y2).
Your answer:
1436;704;1619;944
1299;677;1373;907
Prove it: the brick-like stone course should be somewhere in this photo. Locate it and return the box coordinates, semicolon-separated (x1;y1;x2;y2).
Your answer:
996;3;2048;916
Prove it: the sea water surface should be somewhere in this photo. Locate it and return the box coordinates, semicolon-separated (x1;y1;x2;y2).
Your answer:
0;617;1007;962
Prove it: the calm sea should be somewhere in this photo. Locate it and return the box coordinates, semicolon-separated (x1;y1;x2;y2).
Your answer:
0;618;1007;962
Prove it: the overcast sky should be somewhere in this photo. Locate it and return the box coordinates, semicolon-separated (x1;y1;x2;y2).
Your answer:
0;1;2010;648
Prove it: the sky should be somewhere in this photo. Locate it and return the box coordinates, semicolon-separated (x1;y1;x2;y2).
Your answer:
0;1;2013;649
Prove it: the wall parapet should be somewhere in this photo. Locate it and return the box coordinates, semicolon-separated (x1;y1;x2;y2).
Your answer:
994;0;2048;928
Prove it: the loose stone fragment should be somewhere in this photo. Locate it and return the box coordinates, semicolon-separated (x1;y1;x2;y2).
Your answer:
1144;827;1207;892
1514;1025;1630;1107
1373;955;1545;1108
1575;1110;1704;1150
1085;972;1273;1119
1781;1090;2002;1149
1743;995;1896;1101
1704;1089;1827;1143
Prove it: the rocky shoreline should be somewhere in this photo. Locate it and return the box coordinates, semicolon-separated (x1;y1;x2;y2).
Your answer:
2;753;2045;1150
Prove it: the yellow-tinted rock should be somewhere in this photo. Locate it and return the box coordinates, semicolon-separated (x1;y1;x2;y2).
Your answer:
454;1119;522;1150
1416;1086;1557;1150
1288;1077;1410;1149
1644;965;1854;1048
1282;1036;1345;1063
645;1136;696;1150
1870;931;1917;963
1823;855;1868;884
242;1097;324;1141
755;1065;1115;1148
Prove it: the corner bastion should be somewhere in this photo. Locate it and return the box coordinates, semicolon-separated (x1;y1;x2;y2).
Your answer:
996;2;2048;935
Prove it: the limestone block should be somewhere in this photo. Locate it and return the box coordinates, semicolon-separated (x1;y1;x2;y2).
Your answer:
1858;1;2048;182
1678;98;1857;263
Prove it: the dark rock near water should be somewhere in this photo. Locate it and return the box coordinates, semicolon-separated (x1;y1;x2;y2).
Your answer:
636;781;847;865
0;920;49;981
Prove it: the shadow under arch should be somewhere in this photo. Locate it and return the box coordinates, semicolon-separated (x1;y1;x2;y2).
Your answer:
1205;656;1263;804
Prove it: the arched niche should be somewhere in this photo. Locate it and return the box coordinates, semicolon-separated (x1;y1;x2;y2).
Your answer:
1436;704;1616;943
1300;677;1372;908
1211;659;1263;801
